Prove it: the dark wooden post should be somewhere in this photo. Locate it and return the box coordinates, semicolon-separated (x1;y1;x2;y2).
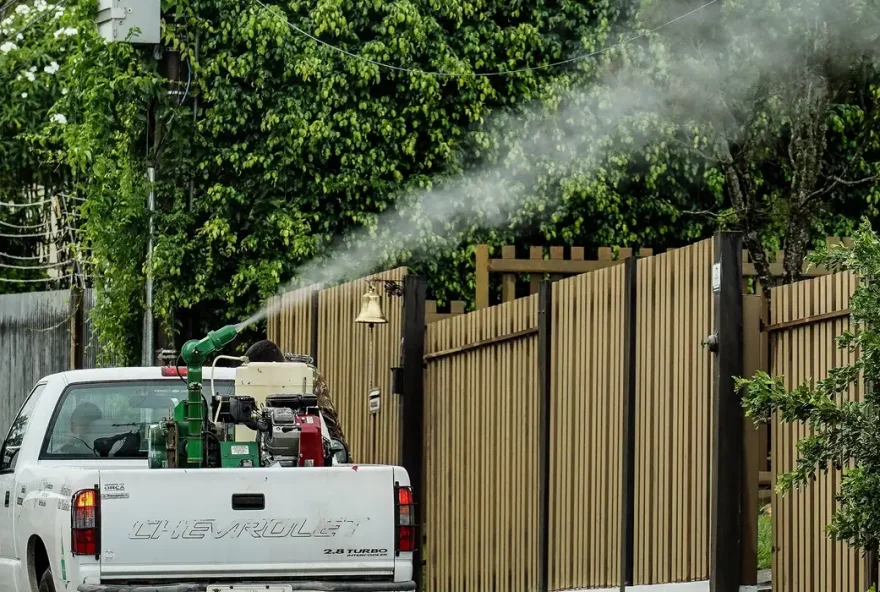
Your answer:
310;289;320;365
710;232;745;592
400;275;426;590
620;257;637;591
69;286;85;370
866;550;879;590
867;374;880;590
537;280;553;592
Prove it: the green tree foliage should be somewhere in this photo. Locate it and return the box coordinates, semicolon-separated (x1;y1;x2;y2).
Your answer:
739;220;880;563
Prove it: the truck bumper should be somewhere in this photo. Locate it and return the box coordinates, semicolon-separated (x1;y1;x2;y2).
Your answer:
78;583;417;592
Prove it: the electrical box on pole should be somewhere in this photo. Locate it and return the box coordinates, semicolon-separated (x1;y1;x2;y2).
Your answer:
95;0;160;45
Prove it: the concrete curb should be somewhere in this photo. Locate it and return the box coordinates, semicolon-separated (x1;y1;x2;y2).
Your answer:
563;581;770;592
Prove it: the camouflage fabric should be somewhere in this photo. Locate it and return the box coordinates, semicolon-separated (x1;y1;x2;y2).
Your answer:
313;373;338;438
314;372;349;455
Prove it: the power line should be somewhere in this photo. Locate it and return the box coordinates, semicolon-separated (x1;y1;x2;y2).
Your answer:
253;0;719;78
0;197;52;208
0;225;79;239
0;218;48;229
0;259;72;270
0;230;53;239
1;0;69;42
0;229;62;239
0;251;52;260
0;274;71;283
58;192;85;202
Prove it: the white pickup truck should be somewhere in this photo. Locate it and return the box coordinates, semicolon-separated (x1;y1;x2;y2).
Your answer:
0;367;416;592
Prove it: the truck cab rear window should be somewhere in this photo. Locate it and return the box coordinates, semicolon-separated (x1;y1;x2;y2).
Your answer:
41;380;234;459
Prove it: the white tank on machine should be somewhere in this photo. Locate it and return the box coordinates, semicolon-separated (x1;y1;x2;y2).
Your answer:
233;361;316;442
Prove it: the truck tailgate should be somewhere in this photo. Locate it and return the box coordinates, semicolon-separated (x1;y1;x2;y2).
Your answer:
98;466;397;580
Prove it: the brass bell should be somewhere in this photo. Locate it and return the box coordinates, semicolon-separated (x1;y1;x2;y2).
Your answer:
355;285;388;326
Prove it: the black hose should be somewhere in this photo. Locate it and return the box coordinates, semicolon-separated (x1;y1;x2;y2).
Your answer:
175;354;188;388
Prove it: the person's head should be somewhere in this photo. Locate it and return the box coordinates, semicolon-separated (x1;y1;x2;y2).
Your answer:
70;402;102;437
244;340;285;363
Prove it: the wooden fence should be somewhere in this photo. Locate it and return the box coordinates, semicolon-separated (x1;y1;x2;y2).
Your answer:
423;296;541;592
318;268;407;465
266;284;318;358
635;239;715;585
263;234;873;592
475;240;845;309
768;271;865;591
474;244;653;309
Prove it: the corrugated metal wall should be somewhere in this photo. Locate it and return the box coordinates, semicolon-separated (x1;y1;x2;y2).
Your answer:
82;286;113;369
0;288;109;434
634;239;715;584
770;272;863;591
423;295;541;592
548;265;625;590
0;289;72;434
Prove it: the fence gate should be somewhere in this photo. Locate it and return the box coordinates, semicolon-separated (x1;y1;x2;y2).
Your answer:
422;296;542;592
768;272;866;591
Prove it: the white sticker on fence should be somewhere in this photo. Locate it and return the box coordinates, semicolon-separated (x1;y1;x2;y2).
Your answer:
712;262;721;292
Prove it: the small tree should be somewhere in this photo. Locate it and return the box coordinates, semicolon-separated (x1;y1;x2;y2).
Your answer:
738;218;880;580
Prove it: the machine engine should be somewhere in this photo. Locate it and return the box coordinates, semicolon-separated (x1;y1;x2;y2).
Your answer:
149;353;349;469
219;392;329;467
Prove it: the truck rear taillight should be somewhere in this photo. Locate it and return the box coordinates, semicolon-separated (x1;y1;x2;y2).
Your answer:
71;489;100;557
161;366;187;377
395;485;415;554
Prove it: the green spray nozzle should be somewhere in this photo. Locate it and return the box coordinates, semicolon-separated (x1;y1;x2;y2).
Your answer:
179;323;241;466
181;324;241;367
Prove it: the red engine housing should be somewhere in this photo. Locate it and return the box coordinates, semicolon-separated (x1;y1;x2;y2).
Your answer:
294;414;324;467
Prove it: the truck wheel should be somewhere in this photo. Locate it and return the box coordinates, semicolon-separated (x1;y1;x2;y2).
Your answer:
38;569;56;592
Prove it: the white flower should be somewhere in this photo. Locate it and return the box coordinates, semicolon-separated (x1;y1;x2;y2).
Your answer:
28;66;36;73
53;27;77;38
15;33;22;40
44;61;60;75
0;41;17;53
24;71;35;82
1;17;12;27
51;113;68;125
21;92;27;98
34;0;48;11
61;88;68;95
14;4;30;15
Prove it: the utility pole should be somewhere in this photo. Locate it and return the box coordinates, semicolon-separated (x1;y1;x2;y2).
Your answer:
142;166;156;366
143;25;185;364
